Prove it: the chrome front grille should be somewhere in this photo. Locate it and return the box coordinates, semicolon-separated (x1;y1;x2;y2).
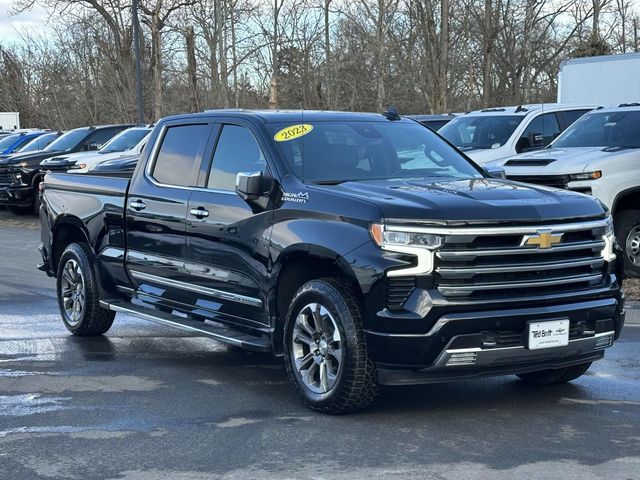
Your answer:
434;220;609;301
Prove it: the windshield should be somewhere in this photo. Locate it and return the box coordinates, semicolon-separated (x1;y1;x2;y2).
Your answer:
100;128;150;153
267;121;483;183
0;134;21;151
17;133;57;152
552;110;640;148
45;129;88;152
439;115;524;150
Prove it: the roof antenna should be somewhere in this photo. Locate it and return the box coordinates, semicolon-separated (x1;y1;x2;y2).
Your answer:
383;106;401;121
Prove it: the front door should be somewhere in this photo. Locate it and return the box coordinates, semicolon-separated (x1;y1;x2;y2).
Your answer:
126;121;214;307
185;121;273;331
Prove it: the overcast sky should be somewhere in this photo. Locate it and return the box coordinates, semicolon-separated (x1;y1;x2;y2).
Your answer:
0;0;52;43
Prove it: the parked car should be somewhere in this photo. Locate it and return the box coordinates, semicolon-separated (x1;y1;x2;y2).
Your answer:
88;153;140;177
0;130;50;155
407;114;455;131
39;110;624;413
0;124;130;214
487;103;640;277
43;126;151;175
439;104;596;165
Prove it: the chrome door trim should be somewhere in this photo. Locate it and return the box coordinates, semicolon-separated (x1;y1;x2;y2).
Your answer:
130;270;263;308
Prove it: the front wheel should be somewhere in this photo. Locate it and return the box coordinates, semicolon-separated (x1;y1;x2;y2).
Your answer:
56;243;115;336
516;362;592;385
283;278;378;414
615;209;640;278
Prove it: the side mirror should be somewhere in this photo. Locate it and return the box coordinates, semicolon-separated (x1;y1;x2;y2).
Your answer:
86;142;100;151
485;166;506;179
515;137;529;154
235;171;264;201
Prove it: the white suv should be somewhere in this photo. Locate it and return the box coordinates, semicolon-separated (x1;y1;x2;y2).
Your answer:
439;104;596;165
489;104;640;276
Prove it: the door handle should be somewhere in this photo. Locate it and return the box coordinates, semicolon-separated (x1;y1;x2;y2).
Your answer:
129;200;146;211
190;207;209;218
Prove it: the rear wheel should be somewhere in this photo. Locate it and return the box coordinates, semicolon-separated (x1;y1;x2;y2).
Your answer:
283;278;378;414
516;362;592;385
615;209;640;278
56;243;115;336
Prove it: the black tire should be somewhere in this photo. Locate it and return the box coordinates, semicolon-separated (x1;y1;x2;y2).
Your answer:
516;362;592;385
283;278;378;414
56;242;115;336
615;209;640;278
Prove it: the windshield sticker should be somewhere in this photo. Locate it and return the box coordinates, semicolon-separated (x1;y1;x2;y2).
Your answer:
282;191;309;203
274;124;313;142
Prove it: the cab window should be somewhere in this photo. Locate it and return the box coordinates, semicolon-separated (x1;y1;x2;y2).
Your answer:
151;124;210;187
518;113;560;152
207;125;267;191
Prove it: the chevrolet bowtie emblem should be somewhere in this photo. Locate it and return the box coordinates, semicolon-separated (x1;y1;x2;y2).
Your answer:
521;231;563;249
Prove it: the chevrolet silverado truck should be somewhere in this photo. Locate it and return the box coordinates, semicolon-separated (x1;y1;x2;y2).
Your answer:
39;110;625;413
0;124;130;214
488;104;640;277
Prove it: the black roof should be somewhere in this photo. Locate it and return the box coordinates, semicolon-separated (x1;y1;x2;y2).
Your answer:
166;109;418;124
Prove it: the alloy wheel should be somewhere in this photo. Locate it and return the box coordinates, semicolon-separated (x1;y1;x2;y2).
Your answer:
626;225;640;266
60;259;85;326
291;303;344;394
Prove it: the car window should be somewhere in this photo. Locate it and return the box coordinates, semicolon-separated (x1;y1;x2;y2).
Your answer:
152;124;210;187
520;113;560;149
207;125;267;191
86;128;122;149
268;121;483;182
439;115;524;150
557;109;590;128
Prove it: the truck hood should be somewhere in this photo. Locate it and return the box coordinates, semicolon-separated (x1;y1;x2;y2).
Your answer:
488;146;635;174
40;151;96;166
462;147;511;166
0;149;63;166
324;177;604;223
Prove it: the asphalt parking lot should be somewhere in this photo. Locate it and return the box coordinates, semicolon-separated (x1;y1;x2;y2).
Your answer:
0;209;639;480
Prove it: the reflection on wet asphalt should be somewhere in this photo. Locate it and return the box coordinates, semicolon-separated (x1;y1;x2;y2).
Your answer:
1;217;639;479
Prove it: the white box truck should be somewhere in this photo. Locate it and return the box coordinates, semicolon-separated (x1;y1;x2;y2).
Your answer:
558;53;640;105
0;112;20;131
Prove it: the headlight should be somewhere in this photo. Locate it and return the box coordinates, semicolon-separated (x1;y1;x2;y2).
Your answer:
370;223;443;277
601;216;616;262
568;171;601;181
69;163;86;170
370;224;443;249
18;161;28;168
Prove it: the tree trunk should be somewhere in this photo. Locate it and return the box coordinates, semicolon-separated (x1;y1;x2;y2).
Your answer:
150;13;162;121
185;26;199;112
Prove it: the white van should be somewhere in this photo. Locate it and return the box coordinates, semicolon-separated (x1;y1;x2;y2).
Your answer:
439;104;596;165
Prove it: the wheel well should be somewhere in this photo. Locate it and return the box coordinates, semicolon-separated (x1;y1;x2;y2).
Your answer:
51;223;90;274
273;254;360;354
613;189;640;218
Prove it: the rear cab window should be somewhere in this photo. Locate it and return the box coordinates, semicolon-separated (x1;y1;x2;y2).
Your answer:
151;124;211;187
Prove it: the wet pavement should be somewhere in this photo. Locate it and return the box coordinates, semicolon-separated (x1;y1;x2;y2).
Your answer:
1;212;639;479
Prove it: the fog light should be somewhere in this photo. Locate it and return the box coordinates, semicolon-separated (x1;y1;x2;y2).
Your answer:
446;352;477;366
595;334;613;349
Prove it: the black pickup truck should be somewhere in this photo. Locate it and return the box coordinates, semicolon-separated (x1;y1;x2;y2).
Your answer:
39;110;625;413
0;124;130;213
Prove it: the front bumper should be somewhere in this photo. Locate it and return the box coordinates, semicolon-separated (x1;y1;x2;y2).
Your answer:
0;185;35;206
366;297;624;385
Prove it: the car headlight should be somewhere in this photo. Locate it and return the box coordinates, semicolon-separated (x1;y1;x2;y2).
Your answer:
18;161;28;168
69;163;86;170
568;171;601;181
370;223;443;277
601;216;616;262
370;224;443;249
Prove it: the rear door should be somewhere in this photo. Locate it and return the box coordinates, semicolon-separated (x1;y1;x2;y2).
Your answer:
184;120;273;330
125;120;215;306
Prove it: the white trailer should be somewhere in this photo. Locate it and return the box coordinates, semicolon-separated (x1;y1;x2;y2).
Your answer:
558;53;640;106
0;112;20;130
